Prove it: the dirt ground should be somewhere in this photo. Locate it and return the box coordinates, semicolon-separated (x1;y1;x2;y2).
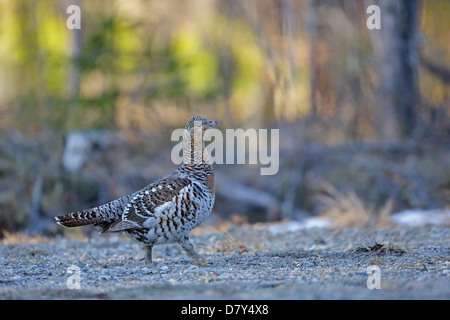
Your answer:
0;224;449;299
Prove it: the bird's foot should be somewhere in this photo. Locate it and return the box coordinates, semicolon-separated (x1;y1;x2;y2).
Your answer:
145;259;157;266
143;245;155;265
192;255;208;267
180;238;208;266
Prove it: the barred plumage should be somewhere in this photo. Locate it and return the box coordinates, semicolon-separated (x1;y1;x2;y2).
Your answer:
55;116;218;265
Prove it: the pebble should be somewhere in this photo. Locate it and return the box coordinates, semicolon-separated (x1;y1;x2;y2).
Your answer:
0;225;449;299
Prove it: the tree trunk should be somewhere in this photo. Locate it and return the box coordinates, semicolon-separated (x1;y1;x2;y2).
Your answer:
66;0;82;129
369;0;421;139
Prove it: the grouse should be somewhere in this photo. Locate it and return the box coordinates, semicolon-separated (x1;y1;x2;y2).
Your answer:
55;116;218;265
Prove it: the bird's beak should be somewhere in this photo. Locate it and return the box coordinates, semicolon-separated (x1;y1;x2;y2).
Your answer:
209;120;219;127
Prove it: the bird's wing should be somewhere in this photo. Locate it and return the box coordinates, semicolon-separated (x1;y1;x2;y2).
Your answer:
101;177;193;233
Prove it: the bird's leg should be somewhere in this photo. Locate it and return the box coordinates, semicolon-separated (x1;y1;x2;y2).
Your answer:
144;245;154;264
180;237;207;266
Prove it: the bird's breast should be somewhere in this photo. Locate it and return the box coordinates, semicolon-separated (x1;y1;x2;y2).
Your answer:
205;171;215;194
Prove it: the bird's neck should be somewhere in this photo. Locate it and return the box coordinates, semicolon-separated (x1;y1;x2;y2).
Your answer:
180;131;214;176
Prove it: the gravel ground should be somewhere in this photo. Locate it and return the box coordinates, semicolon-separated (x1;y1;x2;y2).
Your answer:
0;224;449;299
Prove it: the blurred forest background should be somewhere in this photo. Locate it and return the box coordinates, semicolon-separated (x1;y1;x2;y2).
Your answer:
0;0;449;237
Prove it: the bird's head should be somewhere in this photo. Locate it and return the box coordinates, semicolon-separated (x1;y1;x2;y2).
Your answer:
184;116;219;135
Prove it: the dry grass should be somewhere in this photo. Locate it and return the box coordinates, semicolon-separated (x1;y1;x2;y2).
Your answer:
211;231;248;254
367;242;405;255
317;183;393;228
353;232;406;256
354;240;406;256
0;231;52;245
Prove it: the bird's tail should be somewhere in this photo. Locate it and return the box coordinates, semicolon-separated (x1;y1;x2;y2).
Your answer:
55;208;100;228
55;192;136;228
